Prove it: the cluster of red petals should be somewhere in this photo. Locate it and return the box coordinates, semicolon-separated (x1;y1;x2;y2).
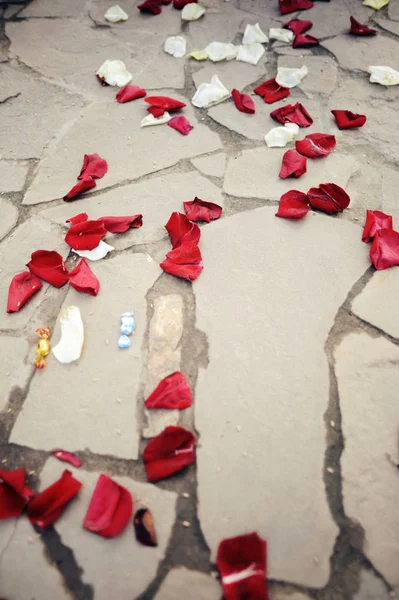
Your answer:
143;425;196;482
100;215;143;233
293;33;319;47
138;0;162;14
145;371;193;410
68;259;100;296
370;229;399;270
183;197;222;223
284;18;312;35
308;183;350;214
27;250;69;288
27;470;82;529
65;220;108;251
350;16;377;35
279;149;307;179
276;190;310;219
161;212;203;280
173;0;197;8
362;210;393;243
254;78;290;104
331;110;367;129
217;532;268;600
51;450;82;468
165;211;201;248
295;133;336;158
83;474;133;538
271;103;313;127
7;271;42;313
279;0;313;15
64;153;108;201
116;85;147;103
0;468;34;519
168;116;194;135
231;89;255;114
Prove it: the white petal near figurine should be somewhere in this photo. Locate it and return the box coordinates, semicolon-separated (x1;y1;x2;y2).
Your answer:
265;123;299;148
188;49;209;61
52;306;84;364
276;65;308;88
96;60;132;87
368;65;399;86
164;36;187;58
141;112;172;127
269;28;294;43
236;43;265;66
181;3;205;20
242;23;268;44
192;75;230;108
75;241;114;261
205;42;238;62
104;5;128;22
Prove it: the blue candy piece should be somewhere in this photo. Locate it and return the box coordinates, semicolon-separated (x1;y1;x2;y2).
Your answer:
120;312;135;336
118;335;131;349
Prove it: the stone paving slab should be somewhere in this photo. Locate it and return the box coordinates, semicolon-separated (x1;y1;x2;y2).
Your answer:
0;336;32;412
354;570;390;600
322;34;399;73
191;152;226;178
0;198;18;241
154;567;221;600
20;0;90;17
0;161;29;192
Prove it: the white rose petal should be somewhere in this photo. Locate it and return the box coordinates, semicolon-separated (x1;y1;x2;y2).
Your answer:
164;36;187;58
242;23;268;44
96;59;132;87
104;5;128;22
192;74;230;108
236;43;265;66
181;3;205;20
265;123;299;148
140;112;172;127
52;306;84;364
204;42;238;62
363;0;390;9
276;65;308;88
75;241;114;261
188;49;209;61
368;65;399;86
269;28;294;43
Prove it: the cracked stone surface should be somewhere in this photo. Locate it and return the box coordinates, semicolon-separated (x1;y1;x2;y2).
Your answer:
0;161;29;192
354;570;390;600
154;567;221;600
0;197;18;241
0;337;32;412
322;35;399;73
336;333;399;591
191;152;226;178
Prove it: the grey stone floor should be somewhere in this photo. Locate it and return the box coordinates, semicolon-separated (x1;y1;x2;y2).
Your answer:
0;0;399;599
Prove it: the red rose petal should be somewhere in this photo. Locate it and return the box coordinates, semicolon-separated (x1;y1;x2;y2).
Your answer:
143;425;196;482
165;212;201;248
295;133;336;158
168;116;194;135
160;258;203;281
217;532;268;600
308;183;350;214
350;16;377;36
7;271;42;313
183;197;222;223
292;33;319;47
166;241;202;265
231;89;255;114
284;18;312;35
63;176;96;201
27;250;69;288
254;78;290;104
0;468;34;519
370;229;399;270
145;96;186;111
68;259;100;296
276;190;310;219
173;0;197;8
271;103;313;127
279;0;313;15
145;371;193;410
99;215;143;233
51;450;82;468
83;474;133;538
65;220;108;251
66;213;89;225
116;85;147;103
147;106;165;118
27;469;82;529
362;210;393;243
78;153;108;180
331;110;367;130
279;149;307;179
138;0;162;14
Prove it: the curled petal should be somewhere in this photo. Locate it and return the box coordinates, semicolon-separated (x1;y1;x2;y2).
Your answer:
66;213;89;225
370;229;399;270
145;371;192;410
7;271;42;313
165;212;201;248
65;220;107;251
134;508;158;546
166;242;202;265
295;133;336;158
183;197;222;222
96;60;132;87
51;450;82;468
254;78;290;104
63;176;96;201
143;425;196;482
68;259;100;296
243;23;268;44
271;102;313;127
307;183;350;214
0;468;34;519
168;116;194;135
275;65;308;88
116;85;147;103
292;33;319;47
79;153;108;180
27;250;69;288
27;469;82;529
279;149;307;178
83;474;133;538
141;112;171;127
279;0;313;15
138;0;162;14
362;209;393;242
276;190;310;219
99;215;143;233
145;96;186;111
231;89;255;114
269;28;294;43
52;306;84;364
284;18;312;35
350;16;377;35
236;43;265;66
104;5;129;22
331;110;367;129
265;123;299;148
164;36;187;58
181;3;205;20
368;65;399;86
75;241;114;261
192;75;230;108
147;106;165;118
160;259;203;281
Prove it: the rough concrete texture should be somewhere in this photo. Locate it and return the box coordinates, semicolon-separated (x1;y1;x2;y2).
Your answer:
1;0;399;597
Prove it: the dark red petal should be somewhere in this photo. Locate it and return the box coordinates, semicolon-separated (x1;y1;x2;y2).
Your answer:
68;259;100;296
27;470;82;529
350;16;377;35
295;133;336;158
143;426;196;482
271;103;313;127
183;197;223;223
254;78;290;104
51;450;82;468
173;0;197;8
307;183;350;214
83;474;133;538
217;532;268;600
145;372;193;410
147;106;165;118
138;0;162;14
63;176;96;201
78;153;108;180
279;150;307;179
145;96;186;111
292;33;319;47
116;85;147;103
66;213;89;225
331;110;367;130
276;190;310;219
27;250;69;288
0;468;31;519
166;242;202;265
279;0;313;15
284;18;312;34
65;220;108;251
7;271;42;313
231;89;255;114
370;229;399;270
168;116;194;135
165;212;201;248
133;508;158;546
99;215;143;233
362;210;393;243
160;258;203;281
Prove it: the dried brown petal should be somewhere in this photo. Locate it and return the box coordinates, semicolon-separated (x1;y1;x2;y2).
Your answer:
133;508;158;546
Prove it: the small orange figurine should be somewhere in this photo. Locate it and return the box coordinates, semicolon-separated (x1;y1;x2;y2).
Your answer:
34;327;51;369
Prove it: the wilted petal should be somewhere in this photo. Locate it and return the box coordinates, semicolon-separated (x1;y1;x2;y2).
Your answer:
7;271;42;313
279;149;307;178
192;75;230;108
236;43;265;65
231;89;255;114
143;425;196;482
104;5;128;22
181;2;205;19
363;0;390;9
63;176;96;201
362;209;393;242
52;306;84;364
166;241;202;265
295;133;336;157
183;197;223;222
0;468;34;519
269;28;294;42
204;42;238;62
279;0;313;14
96;60;132;87
284;18;312;35
276;65;308;88
368;65;399;86
160;259;203;281
75;241;114;261
134;508;158;546
265;123;299;147
242;23;268;44
65;220;108;251
147;106;165;118
168;116;194;135
79;153;108;180
27;250;69;288
165;212;201;247
84;474;133;538
370;229;399;270
116;85;146;103
187;49;209;60
99;215;143;233
271;102;313;127
141;112;172;127
145;96;186;111
68;259;100;296
349;16;377;35
331;110;367;129
276;189;310;219
51;450;82;468
307;183;350;214
145;372;193;409
254;78;290;104
27;469;82;529
66;213;89;225
292;33;319;47
138;0;162;13
164;35;187;57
